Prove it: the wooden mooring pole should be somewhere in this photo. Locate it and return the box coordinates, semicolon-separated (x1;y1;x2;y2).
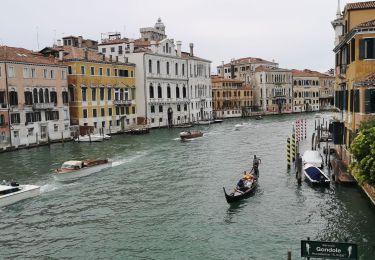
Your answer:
287;251;292;260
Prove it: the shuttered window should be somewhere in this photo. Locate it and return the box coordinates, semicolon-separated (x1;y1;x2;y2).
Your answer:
359;38;375;60
364;89;375;113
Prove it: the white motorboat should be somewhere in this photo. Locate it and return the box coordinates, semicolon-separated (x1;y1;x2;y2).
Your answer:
302;150;323;168
303;164;330;187
234;123;249;130
74;134;111;142
196;120;214;125
180;130;203;140
0;182;40;207
54;159;112;181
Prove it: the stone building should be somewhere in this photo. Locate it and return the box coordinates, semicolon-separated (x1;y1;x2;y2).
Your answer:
0;46;70;150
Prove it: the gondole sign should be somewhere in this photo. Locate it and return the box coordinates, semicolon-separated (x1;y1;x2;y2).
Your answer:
301;240;357;259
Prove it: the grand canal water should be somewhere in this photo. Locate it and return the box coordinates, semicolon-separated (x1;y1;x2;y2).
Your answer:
0;113;374;259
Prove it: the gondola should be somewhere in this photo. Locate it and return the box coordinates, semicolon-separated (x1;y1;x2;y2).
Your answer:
223;171;259;203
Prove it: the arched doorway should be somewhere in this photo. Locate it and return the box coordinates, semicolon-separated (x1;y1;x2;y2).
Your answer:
167;107;173;127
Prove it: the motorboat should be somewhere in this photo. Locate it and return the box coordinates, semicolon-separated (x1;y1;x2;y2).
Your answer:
234;123;249;130
180;130;203;140
54;159;112;181
196;120;213;125
174;124;193;128
212;119;224;124
303;164;330;187
74;134;111;142
223;170;259;203
255;115;263;120
302;150;323;168
0;182;40;207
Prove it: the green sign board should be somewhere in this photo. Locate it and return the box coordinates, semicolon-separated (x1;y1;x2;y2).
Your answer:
301;240;357;259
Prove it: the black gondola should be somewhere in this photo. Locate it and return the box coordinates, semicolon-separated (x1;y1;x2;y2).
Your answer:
223;171;259;203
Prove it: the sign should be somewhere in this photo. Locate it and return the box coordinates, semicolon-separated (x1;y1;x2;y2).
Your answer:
301;240;357;259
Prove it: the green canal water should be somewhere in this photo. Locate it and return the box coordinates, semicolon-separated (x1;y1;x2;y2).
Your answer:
0;113;374;259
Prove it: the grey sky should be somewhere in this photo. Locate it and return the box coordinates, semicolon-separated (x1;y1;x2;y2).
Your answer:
0;0;360;72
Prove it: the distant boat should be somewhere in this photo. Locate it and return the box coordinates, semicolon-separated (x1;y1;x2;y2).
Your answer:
0;182;40;207
303;164;330;187
213;119;224;124
302;150;323;168
174;124;193;128
196;120;213;125
234;123;249;130
180;130;203;140
54;159;112;181
255;115;263;120
74;134;111;142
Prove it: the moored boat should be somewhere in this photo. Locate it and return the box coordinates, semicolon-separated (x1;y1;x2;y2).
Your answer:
74;134;111;142
255;115;263;120
0;182;40;207
196;120;213;125
223;170;259;203
54;159;112;181
174;124;193;128
303;164;330;187
302;150;323;168
213;119;224;124
180;130;203;140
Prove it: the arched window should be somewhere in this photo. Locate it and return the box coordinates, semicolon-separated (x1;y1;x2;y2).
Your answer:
45;89;49;103
166;43;169;53
299;80;302;86
33;88;38;103
148;60;152;73
158;84;162;98
183;85;187;98
149;84;154;98
39;89;44;103
175;63;178;75
120;89;124;100
176;85;180;98
157;61;160;74
182;64;185;76
167;84;171;98
294;80;297;85
166;62;169;75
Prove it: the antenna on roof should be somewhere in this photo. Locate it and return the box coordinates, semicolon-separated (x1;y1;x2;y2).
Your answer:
36;26;40;50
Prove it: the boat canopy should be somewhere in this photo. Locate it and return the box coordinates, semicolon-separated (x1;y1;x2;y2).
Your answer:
0;185;14;192
302;150;322;166
61;160;83;169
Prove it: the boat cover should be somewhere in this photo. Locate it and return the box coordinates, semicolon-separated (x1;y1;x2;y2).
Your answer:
305;166;326;181
302;151;322;166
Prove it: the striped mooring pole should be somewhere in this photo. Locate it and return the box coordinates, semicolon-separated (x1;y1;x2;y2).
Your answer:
291;133;296;162
304;118;307;139
287;137;291;169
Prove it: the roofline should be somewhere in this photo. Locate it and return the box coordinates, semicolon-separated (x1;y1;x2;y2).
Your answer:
333;26;375;52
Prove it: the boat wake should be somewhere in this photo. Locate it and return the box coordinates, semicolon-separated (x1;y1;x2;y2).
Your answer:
111;151;148;167
40;181;78;193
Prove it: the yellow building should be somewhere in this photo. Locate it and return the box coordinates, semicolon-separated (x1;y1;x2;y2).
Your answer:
332;1;375;162
211;76;254;118
41;46;136;134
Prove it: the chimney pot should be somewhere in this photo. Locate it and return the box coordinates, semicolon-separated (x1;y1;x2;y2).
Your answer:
78;36;83;48
189;43;194;57
84;48;88;60
176;41;182;57
59;50;64;61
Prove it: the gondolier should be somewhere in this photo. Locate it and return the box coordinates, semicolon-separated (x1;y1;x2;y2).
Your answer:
252;155;261;175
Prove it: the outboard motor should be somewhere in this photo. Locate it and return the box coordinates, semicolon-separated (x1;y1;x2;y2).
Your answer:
10;181;19;187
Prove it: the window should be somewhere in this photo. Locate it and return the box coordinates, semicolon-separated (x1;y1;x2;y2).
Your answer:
159;105;163;112
167;85;171;98
158;85;162;98
98;68;103;76
108;108;112;116
54;124;59;132
100;88;105;100
184;104;187;111
50;91;57;105
360;38;375;59
90;67;95;75
10;113;20;124
176;86;180;98
9;91;18;106
68;66;72;74
102;48;106;53
8;66;15;77
151;105;155;113
149;60;152;73
175;63;178;75
177;104;181;111
132;107;135;114
111;47;115;53
28;128;34;136
364;89;375;113
44;89;50;103
50;70;55;79
81;66;85;75
61;70;66;80
159;118;163;123
93;109;97;117
26;112;34;123
183;86;187;98
157;61;160;74
101;108;105;116
83;109;88;118
149;84;154;98
108;88;112;100
24;91;32;105
119;70;128;77
114;69;118;77
106;68;110;76
166;62;169;75
182;64;185;76
23;67;29;78
82;87;87;102
92;88;96;101
118;46;123;54
45;111;59;121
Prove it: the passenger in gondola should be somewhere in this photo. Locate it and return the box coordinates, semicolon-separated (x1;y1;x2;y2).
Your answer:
236;178;246;192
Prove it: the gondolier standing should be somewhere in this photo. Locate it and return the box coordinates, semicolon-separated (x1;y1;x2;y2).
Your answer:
252;155;261;175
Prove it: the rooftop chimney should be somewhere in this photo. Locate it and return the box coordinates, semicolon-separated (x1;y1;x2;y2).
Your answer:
189;43;194;57
129;40;134;53
84;48;88;60
59;50;64;61
78;36;83;48
176;41;182;57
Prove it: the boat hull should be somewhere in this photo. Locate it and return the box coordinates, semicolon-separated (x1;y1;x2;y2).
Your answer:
303;165;330;187
75;135;104;142
55;162;112;181
224;171;259;203
0;185;40;207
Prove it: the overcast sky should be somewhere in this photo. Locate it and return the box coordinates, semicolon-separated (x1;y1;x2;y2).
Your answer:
0;0;362;72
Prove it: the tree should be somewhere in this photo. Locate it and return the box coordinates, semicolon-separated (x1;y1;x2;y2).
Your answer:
350;127;375;185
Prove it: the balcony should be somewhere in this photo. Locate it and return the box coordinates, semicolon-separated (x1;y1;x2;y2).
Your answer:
33;102;55;110
114;100;133;106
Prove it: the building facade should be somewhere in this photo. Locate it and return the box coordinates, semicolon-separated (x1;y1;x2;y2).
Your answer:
211;76;254;118
319;72;335;110
292;69;322;113
254;66;293;114
99;19;212;127
0;46;70;150
41;44;136;134
332;1;375;155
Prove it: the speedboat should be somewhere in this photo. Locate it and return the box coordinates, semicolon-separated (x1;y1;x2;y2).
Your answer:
213;119;224;124
54;159;112;181
303;164;330;187
196;120;213;125
0;182;40;207
180;130;203;140
302;150;323;168
74;134;111;142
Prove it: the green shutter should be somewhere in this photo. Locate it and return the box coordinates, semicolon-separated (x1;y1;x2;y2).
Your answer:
354;90;360;113
359;39;365;60
343;90;348;110
364;89;375;113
